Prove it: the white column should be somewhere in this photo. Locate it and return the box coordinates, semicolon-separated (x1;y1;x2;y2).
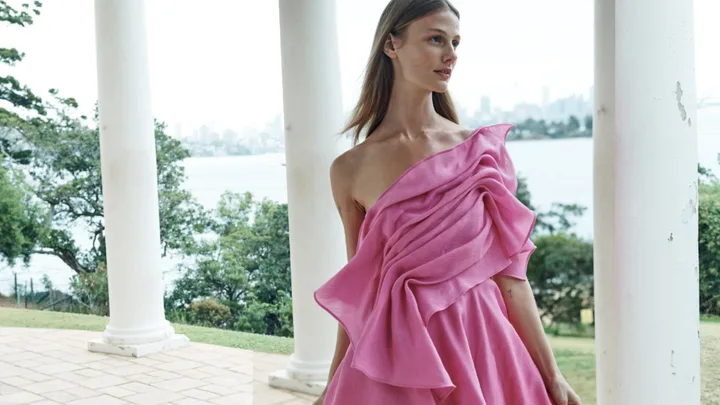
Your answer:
88;0;188;357
593;0;701;404
270;0;347;396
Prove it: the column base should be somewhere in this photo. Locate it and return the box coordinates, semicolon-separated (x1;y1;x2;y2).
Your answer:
88;334;189;358
269;369;326;396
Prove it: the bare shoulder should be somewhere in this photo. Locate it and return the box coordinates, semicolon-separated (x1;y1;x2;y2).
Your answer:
329;143;372;208
330;144;364;189
330;143;370;259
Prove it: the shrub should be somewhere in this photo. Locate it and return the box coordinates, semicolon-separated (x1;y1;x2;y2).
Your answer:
187;298;234;329
527;233;594;325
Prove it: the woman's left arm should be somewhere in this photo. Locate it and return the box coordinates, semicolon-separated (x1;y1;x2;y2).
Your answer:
493;275;582;404
493;275;560;384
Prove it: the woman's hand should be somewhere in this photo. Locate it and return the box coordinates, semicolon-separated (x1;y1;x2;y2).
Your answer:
546;374;582;405
312;393;325;405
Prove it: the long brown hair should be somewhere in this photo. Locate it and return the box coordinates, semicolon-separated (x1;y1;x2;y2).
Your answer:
343;0;460;145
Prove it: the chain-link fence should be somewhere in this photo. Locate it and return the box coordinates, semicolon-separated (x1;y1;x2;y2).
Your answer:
0;272;73;311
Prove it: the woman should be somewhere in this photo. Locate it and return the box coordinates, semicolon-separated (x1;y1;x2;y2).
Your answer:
313;1;582;404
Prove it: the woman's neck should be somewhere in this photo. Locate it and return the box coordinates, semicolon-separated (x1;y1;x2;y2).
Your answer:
381;81;443;135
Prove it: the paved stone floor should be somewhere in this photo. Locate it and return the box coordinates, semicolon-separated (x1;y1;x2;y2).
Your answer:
0;328;315;404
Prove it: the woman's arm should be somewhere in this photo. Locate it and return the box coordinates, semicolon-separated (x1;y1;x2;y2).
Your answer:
317;155;366;399
321;323;351;395
493;275;561;384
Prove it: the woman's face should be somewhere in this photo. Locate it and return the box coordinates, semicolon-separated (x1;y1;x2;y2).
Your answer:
386;9;460;93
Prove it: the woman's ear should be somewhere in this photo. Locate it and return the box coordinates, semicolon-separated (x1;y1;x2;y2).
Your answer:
383;34;399;59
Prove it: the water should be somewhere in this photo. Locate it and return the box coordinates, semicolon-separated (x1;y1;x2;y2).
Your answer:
2;127;719;296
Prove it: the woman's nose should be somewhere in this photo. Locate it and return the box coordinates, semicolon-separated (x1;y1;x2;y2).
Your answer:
443;48;457;65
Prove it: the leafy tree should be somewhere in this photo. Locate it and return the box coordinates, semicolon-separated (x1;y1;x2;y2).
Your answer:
2;1;205;273
166;192;293;337
699;162;718;184
235;291;293;337
535;203;586;236
244;199;291;303
699;159;720;315
0;1;48;265
236;199;292;336
583;114;593;132
1;0;45;116
527;233;594;323
0;158;46;266
516;175;594;325
167;192;254;315
4;92;208;274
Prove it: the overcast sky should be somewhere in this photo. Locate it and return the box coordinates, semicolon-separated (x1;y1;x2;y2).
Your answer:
3;0;719;132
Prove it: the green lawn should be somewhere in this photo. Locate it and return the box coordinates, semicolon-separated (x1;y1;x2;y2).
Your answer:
702;314;720;323
1;307;719;405
0;307;293;354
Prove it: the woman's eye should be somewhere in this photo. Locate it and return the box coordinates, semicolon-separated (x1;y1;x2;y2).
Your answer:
430;36;442;44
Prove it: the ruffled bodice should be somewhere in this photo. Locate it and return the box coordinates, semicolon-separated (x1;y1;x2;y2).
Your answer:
314;124;536;400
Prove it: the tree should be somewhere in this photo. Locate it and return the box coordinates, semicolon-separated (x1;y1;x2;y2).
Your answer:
0;0;48;266
699;162;718;184
6;92;208;274
527;233;594;324
0;158;47;266
584;114;593;132
547;120;567;139
166;192;254;316
244;199;291;303
165;192;294;337
567;115;580;133
236;199;293;336
698;159;720;315
535;203;586;236
517;118;549;137
516;175;594;325
1;1;45;116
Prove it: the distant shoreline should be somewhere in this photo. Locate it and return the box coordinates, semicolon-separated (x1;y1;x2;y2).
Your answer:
185;130;720;159
186;133;597;158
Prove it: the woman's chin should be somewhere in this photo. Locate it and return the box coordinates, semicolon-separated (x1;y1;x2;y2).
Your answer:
431;83;450;93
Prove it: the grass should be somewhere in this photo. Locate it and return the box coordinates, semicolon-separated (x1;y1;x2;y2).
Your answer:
0;307;293;354
2;307;720;405
548;325;720;405
702;314;720;323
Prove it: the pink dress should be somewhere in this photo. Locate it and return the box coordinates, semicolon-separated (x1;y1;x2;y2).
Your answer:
314;124;554;404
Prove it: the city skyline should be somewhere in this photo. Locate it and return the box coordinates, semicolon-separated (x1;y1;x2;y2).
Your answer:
175;88;594;141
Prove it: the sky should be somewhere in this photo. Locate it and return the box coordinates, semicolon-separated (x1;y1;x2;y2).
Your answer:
2;0;719;133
